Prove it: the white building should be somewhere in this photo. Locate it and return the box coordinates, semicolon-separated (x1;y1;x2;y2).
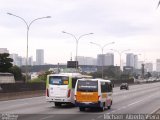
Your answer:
134;55;138;69
97;54;105;66
0;48;9;54
97;53;114;66
36;49;44;65
28;56;33;66
126;53;138;69
126;53;134;67
104;53;114;66
77;56;96;65
138;61;144;69
145;62;153;72
156;59;160;72
10;54;22;66
21;57;26;66
10;54;33;66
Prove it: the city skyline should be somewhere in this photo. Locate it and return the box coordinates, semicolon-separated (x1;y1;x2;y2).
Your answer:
6;48;45;66
2;47;160;71
0;0;160;65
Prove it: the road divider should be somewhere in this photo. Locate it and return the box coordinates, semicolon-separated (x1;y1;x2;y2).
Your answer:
0;90;45;101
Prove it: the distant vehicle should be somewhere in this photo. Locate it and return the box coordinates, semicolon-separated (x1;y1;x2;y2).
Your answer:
120;83;129;90
31;72;38;80
156;78;160;81
46;72;92;107
75;78;113;111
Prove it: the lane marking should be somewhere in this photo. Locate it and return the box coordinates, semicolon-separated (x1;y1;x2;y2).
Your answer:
151;107;160;114
0;101;47;112
107;92;159;114
0;96;45;105
39;115;55;120
0;102;29;111
97;115;102;119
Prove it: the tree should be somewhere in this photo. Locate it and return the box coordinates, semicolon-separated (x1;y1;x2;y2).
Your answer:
38;71;52;82
145;72;152;79
9;66;24;81
90;66;120;79
89;71;102;78
30;71;52;83
103;66;117;78
0;53;13;72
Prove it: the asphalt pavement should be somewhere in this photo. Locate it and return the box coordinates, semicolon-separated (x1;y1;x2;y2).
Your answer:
0;82;160;120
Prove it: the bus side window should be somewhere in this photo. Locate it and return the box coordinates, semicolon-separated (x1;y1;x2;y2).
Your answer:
106;83;113;92
110;83;113;92
72;77;78;88
101;82;107;93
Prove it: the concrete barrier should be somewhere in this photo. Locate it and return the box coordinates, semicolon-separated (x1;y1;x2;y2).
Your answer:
0;90;45;101
0;83;46;93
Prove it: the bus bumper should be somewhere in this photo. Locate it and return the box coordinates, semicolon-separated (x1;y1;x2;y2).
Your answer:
46;96;73;103
75;101;101;108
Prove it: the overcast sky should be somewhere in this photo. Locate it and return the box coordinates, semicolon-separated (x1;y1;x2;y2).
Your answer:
0;0;160;66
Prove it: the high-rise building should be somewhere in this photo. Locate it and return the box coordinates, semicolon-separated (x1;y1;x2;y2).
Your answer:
28;56;33;66
126;53;134;67
10;54;33;66
77;56;96;65
126;53;139;69
145;62;153;72
21;57;26;66
134;55;138;69
138;61;144;69
104;53;114;66
10;54;22;66
156;59;160;72
97;54;105;66
97;53;114;66
0;48;9;54
36;49;44;65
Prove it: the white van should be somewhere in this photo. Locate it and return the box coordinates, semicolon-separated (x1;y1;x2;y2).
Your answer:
74;78;113;111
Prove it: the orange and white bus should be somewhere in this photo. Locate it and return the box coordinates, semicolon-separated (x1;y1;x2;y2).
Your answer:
46;72;92;107
74;78;113;111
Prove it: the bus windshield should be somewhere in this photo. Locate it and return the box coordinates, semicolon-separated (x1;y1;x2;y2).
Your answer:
77;80;98;92
49;76;69;85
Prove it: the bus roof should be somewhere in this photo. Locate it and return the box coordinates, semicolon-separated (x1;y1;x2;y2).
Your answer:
48;73;91;78
77;78;111;83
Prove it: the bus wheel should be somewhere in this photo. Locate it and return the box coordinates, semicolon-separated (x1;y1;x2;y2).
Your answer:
79;107;85;111
100;103;105;111
107;101;112;109
70;103;75;107
100;106;105;111
107;106;111;109
55;102;61;107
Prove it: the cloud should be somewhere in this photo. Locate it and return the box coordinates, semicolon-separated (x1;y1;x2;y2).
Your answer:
0;0;160;64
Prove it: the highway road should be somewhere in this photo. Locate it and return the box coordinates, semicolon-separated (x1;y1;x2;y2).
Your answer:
0;82;160;120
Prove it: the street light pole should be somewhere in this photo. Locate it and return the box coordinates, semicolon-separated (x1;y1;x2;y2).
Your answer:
7;13;51;82
90;42;115;79
62;31;93;69
157;0;160;8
